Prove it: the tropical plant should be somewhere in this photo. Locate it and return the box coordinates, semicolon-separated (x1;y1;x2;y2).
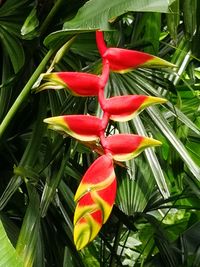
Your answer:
0;0;199;266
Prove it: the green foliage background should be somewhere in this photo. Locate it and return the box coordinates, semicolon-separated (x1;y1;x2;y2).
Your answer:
0;0;200;266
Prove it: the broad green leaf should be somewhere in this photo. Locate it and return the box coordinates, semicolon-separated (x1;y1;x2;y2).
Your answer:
0;213;20;247
167;0;179;42
142;13;161;55
0;0;31;17
191;0;200;57
44;29;93;49
0;219;23;267
183;0;197;40
0;26;25;73
0;20;22;37
63;0;176;30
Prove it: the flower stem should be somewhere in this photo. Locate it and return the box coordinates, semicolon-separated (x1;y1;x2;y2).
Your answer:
40;0;64;36
0;49;55;140
96;31;107;56
98;60;110;109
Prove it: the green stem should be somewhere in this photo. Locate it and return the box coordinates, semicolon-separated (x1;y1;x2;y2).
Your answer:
40;0;64;36
110;221;123;267
0;49;54;140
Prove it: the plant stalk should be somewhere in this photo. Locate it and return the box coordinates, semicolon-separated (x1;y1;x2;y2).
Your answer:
40;0;64;36
0;49;54;140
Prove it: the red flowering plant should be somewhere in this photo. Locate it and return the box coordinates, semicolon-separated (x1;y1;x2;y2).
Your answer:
40;31;174;250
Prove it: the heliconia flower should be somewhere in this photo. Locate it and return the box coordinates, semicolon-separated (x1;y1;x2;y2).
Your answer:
96;31;175;73
101;95;167;122
37;72;101;96
74;155;116;250
43;115;103;141
103;134;162;161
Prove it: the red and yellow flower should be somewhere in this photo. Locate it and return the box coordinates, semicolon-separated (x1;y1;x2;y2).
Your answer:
41;30;173;251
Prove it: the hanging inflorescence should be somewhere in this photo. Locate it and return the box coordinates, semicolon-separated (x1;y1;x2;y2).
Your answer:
41;31;174;250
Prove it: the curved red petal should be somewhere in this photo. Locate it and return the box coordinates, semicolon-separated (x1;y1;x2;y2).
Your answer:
77;192;95;207
96;178;116;206
74;155;115;201
90;209;102;225
104;134;162;161
57;72;100;96
74;192;98;225
103;95;147;121
103;48;175;73
63;115;102;137
78;155;114;185
104;48;153;72
44;115;103;141
105;134;143;154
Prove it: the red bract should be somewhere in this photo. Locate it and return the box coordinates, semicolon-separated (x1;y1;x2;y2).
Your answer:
104;134;162;161
43;115;103;141
101;95;167;121
96;31;175;73
40;72;101;96
74;155;115;201
74;155;116;250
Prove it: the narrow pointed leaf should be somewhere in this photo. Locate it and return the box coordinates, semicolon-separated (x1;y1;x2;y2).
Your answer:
44;115;103;141
74;155;116;250
147;106;200;180
104;134;162;161
102;95;167;121
133;116;170;198
38;72;101;96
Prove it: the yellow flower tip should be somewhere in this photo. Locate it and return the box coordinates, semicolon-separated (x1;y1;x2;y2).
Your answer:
142;137;162;148
145;96;168;106
74;233;89;251
74;183;88;202
42;73;57;81
156;97;168;104
74;220;91;250
145;56;177;69
43;116;67;134
43;116;62;125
